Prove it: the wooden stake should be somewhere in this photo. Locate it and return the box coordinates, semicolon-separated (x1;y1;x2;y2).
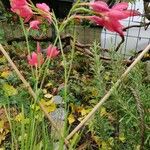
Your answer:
0;44;69;145
66;44;150;141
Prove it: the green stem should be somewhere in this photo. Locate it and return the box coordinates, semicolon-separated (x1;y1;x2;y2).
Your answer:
40;59;50;89
20;18;30;55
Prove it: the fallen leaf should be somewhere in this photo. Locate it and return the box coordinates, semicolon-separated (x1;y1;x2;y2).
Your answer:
40;99;56;113
100;107;107;117
68;114;75;124
1;71;11;78
44;93;53;99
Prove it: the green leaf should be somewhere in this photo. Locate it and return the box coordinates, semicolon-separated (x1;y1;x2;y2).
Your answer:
2;83;18;96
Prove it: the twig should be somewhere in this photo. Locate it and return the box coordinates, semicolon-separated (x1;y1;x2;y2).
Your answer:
115;36;125;51
65;43;150;141
123;22;150;31
7;36;53;44
0;44;69;145
129;86;145;150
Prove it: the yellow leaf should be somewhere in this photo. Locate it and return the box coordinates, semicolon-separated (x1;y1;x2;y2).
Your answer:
68;114;75;124
0;120;4;133
0;120;9;145
44;93;53;99
0;120;4;129
45;82;53;88
3;84;18;96
45;103;56;113
92;136;102;147
40;99;56;113
42;89;47;94
15;113;24;122
119;133;126;143
100;107;107;117
80;108;91;116
104;72;111;81
1;71;10;78
0;132;6;145
15;113;29;124
91;88;99;97
0;56;7;64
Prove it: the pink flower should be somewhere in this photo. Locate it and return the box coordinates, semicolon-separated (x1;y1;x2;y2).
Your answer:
29;20;40;30
27;52;38;66
88;2;140;37
36;3;51;22
27;42;44;67
87;15;124;37
36;3;50;13
10;0;33;22
46;45;59;59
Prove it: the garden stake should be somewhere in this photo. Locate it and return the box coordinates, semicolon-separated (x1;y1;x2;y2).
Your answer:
0;44;69;146
66;43;150;141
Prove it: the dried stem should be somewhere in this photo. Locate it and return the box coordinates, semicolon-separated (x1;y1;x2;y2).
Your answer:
0;44;69;145
65;43;150;141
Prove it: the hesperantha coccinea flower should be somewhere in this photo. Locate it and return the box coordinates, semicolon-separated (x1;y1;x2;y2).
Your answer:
36;3;51;22
10;0;33;22
76;2;140;37
27;42;44;67
46;45;60;59
29;20;41;30
10;0;52;23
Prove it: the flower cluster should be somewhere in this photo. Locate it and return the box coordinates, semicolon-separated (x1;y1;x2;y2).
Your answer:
10;0;33;22
10;0;51;29
80;1;140;37
27;42;59;67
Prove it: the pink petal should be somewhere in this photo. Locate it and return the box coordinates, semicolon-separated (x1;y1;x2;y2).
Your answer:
87;15;124;37
112;2;128;10
27;55;32;65
87;16;104;26
124;10;141;17
31;52;38;65
10;0;27;8
10;0;33;22
106;10;130;20
36;3;50;12
30;20;40;30
90;1;109;12
103;18;124;37
46;45;59;58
